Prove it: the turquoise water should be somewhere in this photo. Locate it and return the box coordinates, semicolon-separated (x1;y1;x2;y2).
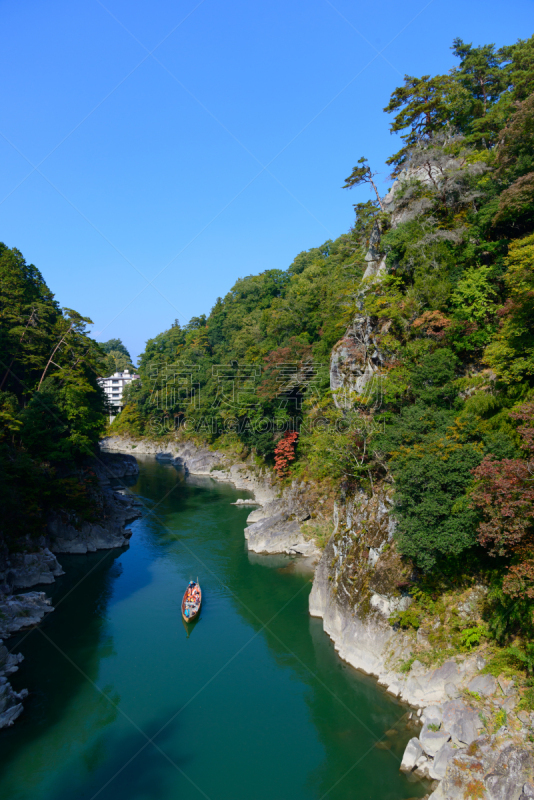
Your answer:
0;457;427;800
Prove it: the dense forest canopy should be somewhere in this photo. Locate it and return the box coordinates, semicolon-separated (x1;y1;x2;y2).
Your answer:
0;244;109;545
112;33;534;641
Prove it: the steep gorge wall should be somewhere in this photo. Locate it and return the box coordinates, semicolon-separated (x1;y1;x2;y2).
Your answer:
309;488;413;682
310;174;534;798
0;451;141;729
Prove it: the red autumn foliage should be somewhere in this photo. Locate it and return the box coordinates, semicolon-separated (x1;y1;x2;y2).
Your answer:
510;401;534;455
274;431;298;478
257;338;312;401
502;540;534;599
470;402;534;599
470;457;534;556
412;310;453;339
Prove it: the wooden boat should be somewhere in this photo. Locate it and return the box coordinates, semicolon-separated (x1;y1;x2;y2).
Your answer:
182;580;202;623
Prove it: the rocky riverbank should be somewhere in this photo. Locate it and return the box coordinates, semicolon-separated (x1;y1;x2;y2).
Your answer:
0;592;53;728
0;451;142;729
100;435;322;559
309;489;534;799
100;436;534;799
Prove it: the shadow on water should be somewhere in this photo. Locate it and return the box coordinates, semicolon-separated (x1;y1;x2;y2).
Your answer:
6;710;191;800
221;569;427;800
0;548;125;778
0;457;428;800
181;615;202;639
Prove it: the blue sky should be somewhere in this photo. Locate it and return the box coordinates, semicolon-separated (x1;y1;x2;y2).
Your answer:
1;0;533;361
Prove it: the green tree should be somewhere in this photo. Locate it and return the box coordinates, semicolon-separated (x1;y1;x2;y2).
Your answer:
342;157;384;209
384;73;459;173
451;38;506;119
393;440;481;571
100;338;134;375
484;233;534;384
100;338;131;359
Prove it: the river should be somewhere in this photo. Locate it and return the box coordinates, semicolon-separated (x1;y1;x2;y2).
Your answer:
0;456;428;800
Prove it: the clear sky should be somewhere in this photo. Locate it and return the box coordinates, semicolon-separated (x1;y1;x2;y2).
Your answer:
1;0;532;362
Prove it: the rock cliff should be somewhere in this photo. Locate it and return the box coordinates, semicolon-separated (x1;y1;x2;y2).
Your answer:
46;451;141;555
0;592;53;728
314;169;534;798
0;450;142;729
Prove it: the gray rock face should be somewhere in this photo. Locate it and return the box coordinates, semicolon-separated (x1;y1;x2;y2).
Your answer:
329;316;389;410
47;486;140;554
241;478;319;557
429;738;534;800
420;724;451;757
0;593;53;729
0;591;53;638
94;451;139;484
400;737;424;771
422;705;444;725
445;681;461;699
441;700;482;746
244;512;317;556
0;644;23;676
468;673;497;697
499;676;516;696
309;513;407;680
430;742;456;780
485;745;534;800
0;548;64;593
0;677;27;729
362;221;387;281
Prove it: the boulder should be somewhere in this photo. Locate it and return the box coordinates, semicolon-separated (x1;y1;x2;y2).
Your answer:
501;695;518;714
441;700;482;746
446;682;461;699
400;737;424;772
414;754;432;779
430;742;456;780
420;724;451;757
0;547;64;592
422;705;444;726
450;713;481;746
498;675;516;697
468;674;497;697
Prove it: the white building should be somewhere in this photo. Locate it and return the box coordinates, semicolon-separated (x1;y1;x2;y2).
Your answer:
98;369;139;420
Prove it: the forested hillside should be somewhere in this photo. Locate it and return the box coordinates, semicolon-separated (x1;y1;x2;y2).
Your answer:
0;244;110;547
115;34;534;643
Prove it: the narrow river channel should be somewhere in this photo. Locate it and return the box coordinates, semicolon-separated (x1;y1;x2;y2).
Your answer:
0;457;427;800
